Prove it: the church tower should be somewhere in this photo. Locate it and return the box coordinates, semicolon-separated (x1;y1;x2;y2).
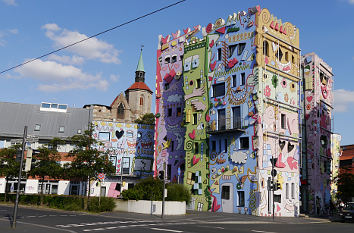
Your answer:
125;48;153;120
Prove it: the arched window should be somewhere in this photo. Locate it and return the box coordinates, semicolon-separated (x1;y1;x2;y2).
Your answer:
140;96;144;106
263;40;269;57
118;103;124;118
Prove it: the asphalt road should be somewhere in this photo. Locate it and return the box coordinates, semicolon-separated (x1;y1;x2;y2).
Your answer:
0;204;353;233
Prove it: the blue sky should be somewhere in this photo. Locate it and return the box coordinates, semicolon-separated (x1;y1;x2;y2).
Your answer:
0;0;354;145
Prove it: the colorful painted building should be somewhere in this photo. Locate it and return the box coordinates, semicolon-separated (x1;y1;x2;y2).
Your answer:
154;6;302;217
301;52;334;215
92;120;155;197
330;133;342;203
154;28;200;183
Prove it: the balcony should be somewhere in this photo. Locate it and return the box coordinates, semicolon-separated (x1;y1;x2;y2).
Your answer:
207;117;246;135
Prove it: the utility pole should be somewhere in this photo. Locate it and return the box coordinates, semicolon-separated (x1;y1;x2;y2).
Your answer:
12;126;27;229
161;162;166;219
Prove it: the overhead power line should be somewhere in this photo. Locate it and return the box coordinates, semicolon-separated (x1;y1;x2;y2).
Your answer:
0;0;186;76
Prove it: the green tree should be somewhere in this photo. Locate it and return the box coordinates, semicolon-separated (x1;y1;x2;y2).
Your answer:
336;172;354;203
66;124;115;210
134;113;156;125
30;138;64;204
0;145;22;202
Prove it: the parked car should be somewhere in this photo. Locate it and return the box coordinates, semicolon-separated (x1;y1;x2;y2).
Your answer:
339;202;354;222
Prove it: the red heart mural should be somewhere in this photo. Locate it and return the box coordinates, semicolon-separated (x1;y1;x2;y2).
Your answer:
306;96;313;102
287;156;298;170
188;129;196;140
228;58;239;68
192;155;200;165
210;61;217;71
275;153;286;168
209;40;215;48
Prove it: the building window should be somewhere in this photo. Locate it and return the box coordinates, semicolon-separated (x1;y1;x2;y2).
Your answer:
99;132;110;141
177;107;182;117
167;164;171;180
224;139;227;153
285;51;289;62
263;40;269;56
171;55;177;63
291;183;295;199
193;113;198;125
274;194;281;203
34;124;41;131
218;109;226;130
171;141;174;152
194;142;199;154
221;186;230;200
233;107;241;129
228;44;237;58
237;43;246;56
240;137;249;150
292;55;295;64
237;191;245;207
232;75;237;87
217;48;222;61
41;103;50;108
212;141;216;152
118;103;124;118
281;114;286;129
219;140;222;153
164;83;170;90
122;157;130;175
59;126;65;133
168;108;172;117
196;79;201;89
165;56;170;64
240;73;246;86
286;183;289;199
275;48;283;61
115;183;121;191
212;83;225;97
140;97;144;106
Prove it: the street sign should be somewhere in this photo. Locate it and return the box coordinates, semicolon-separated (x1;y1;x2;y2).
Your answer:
177;167;181;176
98;173;105;180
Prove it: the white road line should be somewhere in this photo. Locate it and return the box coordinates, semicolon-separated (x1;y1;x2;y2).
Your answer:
251;230;277;233
150;228;183;233
207;221;276;224
216;227;224;229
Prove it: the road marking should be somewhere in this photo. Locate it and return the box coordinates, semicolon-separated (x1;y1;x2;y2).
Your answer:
309;221;331;224
150;228;183;233
216;227;224;229
206;221;276;224
251;230;276;233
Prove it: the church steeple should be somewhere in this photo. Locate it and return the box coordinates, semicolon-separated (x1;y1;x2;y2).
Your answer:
135;46;145;82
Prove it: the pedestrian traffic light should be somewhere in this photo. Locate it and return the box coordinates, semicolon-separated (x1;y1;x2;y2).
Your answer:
158;170;165;180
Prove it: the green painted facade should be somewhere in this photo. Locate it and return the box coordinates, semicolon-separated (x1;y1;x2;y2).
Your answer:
182;37;211;211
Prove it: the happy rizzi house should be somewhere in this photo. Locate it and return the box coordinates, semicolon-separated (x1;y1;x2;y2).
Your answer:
154;6;303;217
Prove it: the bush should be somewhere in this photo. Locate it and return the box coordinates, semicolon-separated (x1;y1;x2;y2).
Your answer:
88;197;115;212
166;184;191;204
122;177;163;201
0;193;115;212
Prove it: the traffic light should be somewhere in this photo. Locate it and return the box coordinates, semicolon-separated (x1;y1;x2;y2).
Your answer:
274;180;281;191
158;170;165;180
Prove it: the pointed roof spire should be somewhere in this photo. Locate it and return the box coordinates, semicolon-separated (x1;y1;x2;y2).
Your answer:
136;45;144;72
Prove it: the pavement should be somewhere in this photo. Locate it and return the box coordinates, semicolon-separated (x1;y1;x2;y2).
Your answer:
0;203;353;233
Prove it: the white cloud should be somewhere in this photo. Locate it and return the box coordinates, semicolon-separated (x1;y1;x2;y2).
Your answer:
2;0;17;6
48;54;84;65
349;0;354;5
110;74;119;82
333;89;354;112
14;59;109;92
0;28;18;46
42;23;120;64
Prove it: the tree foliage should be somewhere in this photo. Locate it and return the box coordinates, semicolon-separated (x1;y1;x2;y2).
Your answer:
134;113;155;125
30;138;64;196
66;124;115;201
336;172;354;202
122;177;163;201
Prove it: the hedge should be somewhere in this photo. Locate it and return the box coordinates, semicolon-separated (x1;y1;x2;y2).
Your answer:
0;193;115;212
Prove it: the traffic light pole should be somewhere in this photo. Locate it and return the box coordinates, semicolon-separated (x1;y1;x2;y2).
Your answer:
12;126;27;229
